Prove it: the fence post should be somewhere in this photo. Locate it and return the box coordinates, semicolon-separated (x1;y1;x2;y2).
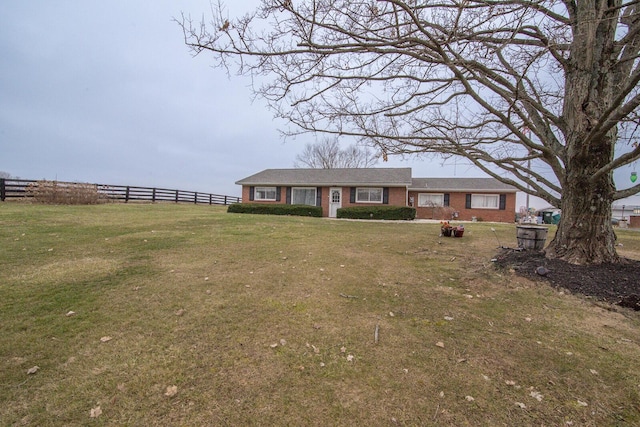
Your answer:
1;178;239;206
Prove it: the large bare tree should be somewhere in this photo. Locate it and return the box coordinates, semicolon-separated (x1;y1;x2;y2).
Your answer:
294;137;379;168
180;1;640;264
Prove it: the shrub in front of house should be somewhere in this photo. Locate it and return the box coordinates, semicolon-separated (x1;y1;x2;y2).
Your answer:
337;206;416;220
227;203;323;217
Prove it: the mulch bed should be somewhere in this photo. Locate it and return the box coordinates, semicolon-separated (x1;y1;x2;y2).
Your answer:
493;248;640;311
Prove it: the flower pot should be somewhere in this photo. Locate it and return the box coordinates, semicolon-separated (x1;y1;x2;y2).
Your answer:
453;229;464;237
441;227;452;237
516;225;548;250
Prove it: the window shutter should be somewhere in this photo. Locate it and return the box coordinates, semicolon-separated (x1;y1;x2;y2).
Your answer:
275;186;281;202
465;194;471;209
350;187;356;203
316;187;322;207
286;187;291;204
443;193;450;207
499;194;506;210
249;186;255;201
383;187;389;204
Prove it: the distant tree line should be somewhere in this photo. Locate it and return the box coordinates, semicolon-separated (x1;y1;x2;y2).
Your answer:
0;171;15;179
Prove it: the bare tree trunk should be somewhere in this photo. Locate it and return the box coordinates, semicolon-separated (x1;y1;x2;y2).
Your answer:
546;83;619;264
546;100;619;264
544;2;622;264
546;166;619;264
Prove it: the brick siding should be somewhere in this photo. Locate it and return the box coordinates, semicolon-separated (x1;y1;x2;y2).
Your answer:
409;191;515;222
241;185;515;222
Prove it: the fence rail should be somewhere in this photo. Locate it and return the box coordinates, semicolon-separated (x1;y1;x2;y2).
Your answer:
0;178;241;205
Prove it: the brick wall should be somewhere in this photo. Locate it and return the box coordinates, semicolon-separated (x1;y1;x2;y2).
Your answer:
240;185;515;222
240;186;286;204
339;187;407;208
242;185;407;216
409;191;516;223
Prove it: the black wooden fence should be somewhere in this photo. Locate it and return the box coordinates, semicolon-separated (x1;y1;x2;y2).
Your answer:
0;178;241;205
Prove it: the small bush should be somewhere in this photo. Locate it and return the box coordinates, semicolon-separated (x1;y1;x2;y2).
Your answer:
227;203;323;217
26;180;107;205
337;206;416;220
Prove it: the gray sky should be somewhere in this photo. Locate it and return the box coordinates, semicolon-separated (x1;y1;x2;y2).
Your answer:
0;1;495;197
1;1;281;197
5;1;622;210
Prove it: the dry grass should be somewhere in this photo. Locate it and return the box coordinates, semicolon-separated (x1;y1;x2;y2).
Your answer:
1;203;639;426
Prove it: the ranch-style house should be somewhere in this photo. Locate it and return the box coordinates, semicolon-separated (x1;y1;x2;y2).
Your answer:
235;168;517;222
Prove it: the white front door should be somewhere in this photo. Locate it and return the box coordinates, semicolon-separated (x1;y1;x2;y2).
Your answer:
329;187;342;218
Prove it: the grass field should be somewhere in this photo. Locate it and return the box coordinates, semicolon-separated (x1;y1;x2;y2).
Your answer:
1;203;639;426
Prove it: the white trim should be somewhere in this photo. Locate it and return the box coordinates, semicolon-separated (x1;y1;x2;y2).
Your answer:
417;193;444;207
291;187;317;206
356;187;383;203
329;187;342;218
255;186;277;201
471;193;499;209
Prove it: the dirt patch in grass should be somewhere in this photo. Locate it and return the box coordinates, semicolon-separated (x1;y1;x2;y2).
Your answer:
494;249;640;310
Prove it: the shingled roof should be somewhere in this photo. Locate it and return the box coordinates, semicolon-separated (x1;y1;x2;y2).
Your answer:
236;168;413;187
409;177;517;192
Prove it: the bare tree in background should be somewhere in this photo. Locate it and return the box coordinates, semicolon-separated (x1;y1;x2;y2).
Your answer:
0;171;13;179
180;1;640;265
294;138;379;168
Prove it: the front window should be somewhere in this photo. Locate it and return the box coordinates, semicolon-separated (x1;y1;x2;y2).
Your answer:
255;187;277;201
418;193;444;207
471;194;499;209
292;187;317;206
356;187;383;203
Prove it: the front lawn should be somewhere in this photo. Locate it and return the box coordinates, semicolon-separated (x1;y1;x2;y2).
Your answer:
1;203;639;425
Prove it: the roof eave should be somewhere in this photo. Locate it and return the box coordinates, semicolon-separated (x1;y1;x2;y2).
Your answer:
408;187;517;192
238;182;411;187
